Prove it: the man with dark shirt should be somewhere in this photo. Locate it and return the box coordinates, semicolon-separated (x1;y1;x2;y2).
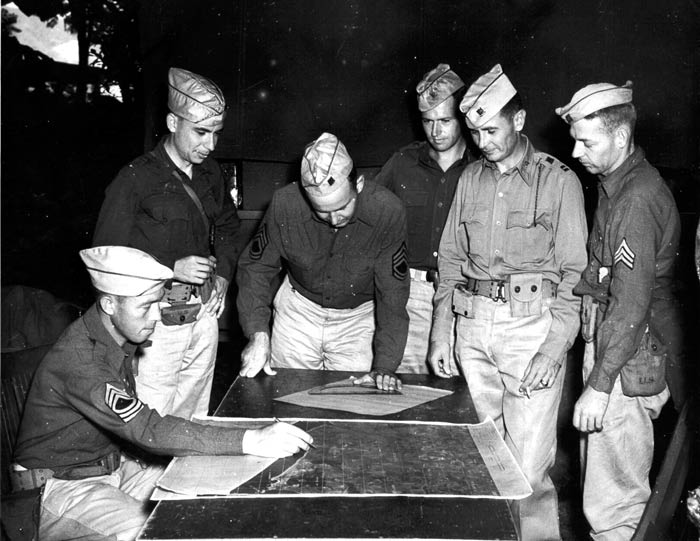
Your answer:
558;81;681;540
93;68;240;419
237;132;409;391
375;63;472;374
13;246;311;540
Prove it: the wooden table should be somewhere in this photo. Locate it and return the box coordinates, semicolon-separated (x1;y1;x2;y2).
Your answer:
138;369;518;540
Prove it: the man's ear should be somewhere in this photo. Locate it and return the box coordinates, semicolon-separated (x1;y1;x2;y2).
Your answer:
614;125;631;149
513;109;526;132
99;294;117;316
165;112;179;134
356;174;365;194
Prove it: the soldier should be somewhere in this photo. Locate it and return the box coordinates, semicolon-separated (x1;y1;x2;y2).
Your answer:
12;246;311;540
557;81;681;540
375;63;473;374
94;68;240;419
237;132;409;391
430;64;588;539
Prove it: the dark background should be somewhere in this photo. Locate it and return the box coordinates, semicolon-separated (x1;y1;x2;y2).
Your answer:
2;0;698;307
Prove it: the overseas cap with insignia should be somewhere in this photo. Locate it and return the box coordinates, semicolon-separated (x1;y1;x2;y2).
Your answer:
167;67;226;123
80;246;173;297
460;64;517;129
416;63;465;112
555;81;633;124
301;132;353;200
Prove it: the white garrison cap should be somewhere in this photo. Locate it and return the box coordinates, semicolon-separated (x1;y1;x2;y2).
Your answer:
80;246;173;297
556;81;633;124
416;63;465;112
167;67;226;123
460;64;517;129
301;132;353;200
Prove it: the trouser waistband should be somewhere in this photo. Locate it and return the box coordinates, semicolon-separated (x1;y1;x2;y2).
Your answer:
409;268;438;284
10;451;122;491
463;277;557;303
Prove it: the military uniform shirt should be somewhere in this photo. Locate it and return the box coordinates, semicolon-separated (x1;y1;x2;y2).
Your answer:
14;305;245;470
93;139;240;281
237;181;409;372
432;137;588;362
573;147;681;393
374;141;472;270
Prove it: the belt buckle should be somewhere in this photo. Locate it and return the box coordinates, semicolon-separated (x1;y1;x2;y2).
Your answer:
491;281;507;303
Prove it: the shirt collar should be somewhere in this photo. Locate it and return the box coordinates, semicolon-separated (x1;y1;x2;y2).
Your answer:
482;135;535;186
83;303;138;359
416;141;470;171
599;146;645;199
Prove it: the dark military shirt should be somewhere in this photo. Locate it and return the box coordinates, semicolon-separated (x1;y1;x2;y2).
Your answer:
573;147;681;393
14;305;245;470
433;138;588;362
374;141;471;270
236;180;409;372
93;138;240;281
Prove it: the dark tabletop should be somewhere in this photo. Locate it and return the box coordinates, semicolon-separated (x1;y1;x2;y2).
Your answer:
138;369;518;540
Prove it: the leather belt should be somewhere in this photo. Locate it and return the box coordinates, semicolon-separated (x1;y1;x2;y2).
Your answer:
10;451;122;491
409;268;439;284
464;277;557;303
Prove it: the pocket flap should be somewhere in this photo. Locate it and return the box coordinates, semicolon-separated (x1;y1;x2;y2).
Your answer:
509;273;543;303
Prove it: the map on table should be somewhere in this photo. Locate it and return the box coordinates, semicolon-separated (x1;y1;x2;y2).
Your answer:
153;417;531;501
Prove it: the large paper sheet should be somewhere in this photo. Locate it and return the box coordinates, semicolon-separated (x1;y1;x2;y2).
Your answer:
153;417;531;501
274;383;453;416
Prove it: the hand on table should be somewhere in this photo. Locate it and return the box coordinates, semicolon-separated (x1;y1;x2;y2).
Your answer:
354;370;402;392
239;332;276;378
242;422;313;457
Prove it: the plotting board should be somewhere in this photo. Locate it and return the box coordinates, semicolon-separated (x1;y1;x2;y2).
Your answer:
233;419;530;499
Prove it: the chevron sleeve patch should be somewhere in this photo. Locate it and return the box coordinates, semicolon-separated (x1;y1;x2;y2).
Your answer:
614;238;635;270
105;383;143;423
249;224;269;261
392;241;408;280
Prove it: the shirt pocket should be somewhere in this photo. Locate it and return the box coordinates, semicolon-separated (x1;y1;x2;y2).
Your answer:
404;190;430;237
504;208;554;267
459;204;490;261
343;253;374;294
139;194;191;250
286;251;316;285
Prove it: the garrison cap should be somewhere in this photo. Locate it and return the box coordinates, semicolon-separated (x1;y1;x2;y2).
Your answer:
167;67;226;123
80;246;173;297
460;64;517;129
301;132;354;200
555;81;633;124
416;63;465;112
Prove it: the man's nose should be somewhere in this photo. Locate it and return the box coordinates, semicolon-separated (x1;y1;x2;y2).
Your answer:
204;134;216;151
572;141;584;159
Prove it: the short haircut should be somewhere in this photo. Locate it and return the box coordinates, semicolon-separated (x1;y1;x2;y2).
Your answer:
498;93;524;120
584;102;637;134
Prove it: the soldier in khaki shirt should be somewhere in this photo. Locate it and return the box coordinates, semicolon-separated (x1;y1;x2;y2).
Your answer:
430;64;588;540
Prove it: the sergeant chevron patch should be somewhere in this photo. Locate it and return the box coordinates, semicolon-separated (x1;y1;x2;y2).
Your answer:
249;224;269;261
614;238;635;270
105;383;143;423
392;242;408;280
